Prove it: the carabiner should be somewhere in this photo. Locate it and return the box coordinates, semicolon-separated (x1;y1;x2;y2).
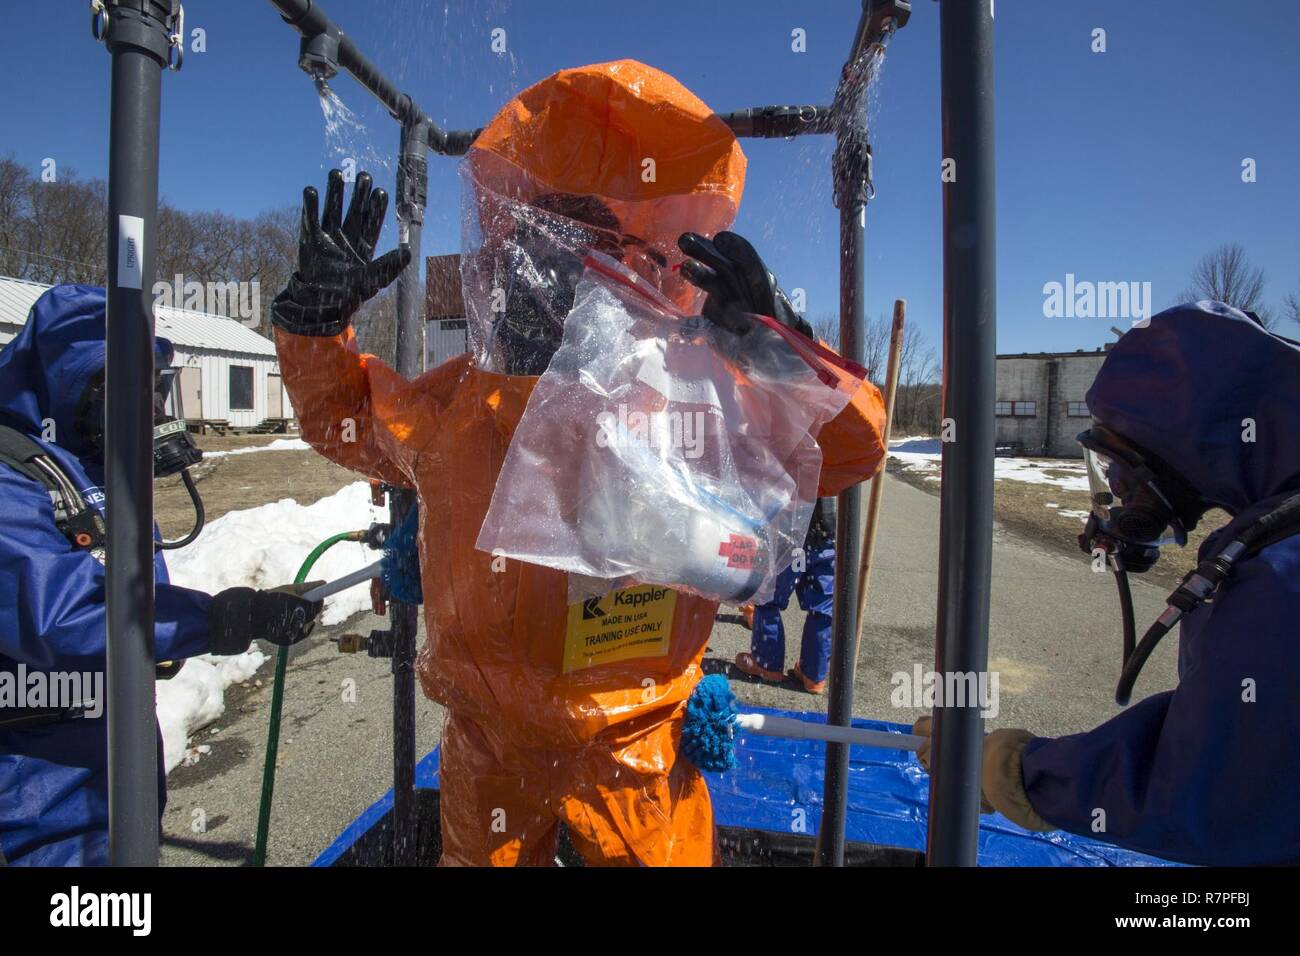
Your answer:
167;4;185;72
90;0;108;41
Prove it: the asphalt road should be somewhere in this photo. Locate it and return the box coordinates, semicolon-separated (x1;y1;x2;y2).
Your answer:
160;472;1178;866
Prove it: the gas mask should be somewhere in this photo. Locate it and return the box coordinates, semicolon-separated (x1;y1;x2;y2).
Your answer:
77;351;206;549
1075;425;1202;573
1076;424;1215;705
490;193;668;376
150;366;204;478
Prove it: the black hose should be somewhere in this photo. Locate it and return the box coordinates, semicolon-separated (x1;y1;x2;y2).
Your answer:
1238;492;1300;556
1114;567;1136;665
1115;616;1173;707
157;468;205;550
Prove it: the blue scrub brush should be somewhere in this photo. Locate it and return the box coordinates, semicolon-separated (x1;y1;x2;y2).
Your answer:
380;504;423;605
680;673;925;772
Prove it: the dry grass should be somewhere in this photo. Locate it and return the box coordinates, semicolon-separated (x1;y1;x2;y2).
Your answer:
154;433;359;536
888;458;1230;588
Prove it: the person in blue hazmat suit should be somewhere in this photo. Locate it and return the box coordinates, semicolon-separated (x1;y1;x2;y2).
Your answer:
734;497;837;694
914;301;1300;866
0;284;324;866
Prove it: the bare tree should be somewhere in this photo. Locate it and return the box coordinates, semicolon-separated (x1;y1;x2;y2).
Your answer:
1282;285;1300;330
1180;242;1274;328
0;155;297;332
893;323;940;433
810;312;839;351
810;310;890;385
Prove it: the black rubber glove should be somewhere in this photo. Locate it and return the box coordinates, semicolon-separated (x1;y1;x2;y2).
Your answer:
209;582;325;656
677;231;814;339
270;169;411;337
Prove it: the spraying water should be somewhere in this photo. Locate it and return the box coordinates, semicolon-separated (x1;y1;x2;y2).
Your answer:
314;79;393;176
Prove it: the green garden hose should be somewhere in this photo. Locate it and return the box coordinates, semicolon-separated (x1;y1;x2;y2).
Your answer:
253;531;366;866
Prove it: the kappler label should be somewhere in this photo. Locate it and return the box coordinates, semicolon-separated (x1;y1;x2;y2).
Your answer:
562;584;677;673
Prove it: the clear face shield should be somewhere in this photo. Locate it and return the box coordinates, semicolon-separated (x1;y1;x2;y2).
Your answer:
1081;443;1186;548
151;366;203;479
1076;426;1191;581
491;203;670;375
460;163;681;376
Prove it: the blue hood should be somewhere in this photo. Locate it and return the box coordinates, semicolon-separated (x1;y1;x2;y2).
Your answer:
1086;301;1300;514
0;285;172;457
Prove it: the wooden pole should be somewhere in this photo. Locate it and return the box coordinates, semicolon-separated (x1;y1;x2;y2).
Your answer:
853;299;906;655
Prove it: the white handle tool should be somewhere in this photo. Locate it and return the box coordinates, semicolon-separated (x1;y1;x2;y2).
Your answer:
735;712;924;751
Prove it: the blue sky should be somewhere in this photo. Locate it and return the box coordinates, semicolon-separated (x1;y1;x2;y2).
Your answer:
3;0;1297;353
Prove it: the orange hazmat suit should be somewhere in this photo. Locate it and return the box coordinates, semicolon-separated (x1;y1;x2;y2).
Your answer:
276;60;888;866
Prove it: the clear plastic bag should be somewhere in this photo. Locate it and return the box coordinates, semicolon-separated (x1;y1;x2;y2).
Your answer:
476;252;862;605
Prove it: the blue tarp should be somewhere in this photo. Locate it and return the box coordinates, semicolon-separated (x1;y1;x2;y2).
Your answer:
313;706;1178;867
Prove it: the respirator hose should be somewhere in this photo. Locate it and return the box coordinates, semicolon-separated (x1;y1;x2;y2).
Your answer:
1115;614;1176;707
156;469;206;550
1114;566;1136;665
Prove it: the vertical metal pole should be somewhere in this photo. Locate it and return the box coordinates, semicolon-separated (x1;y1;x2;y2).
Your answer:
815;79;874;870
102;0;175;868
390;115;428;866
928;0;997;867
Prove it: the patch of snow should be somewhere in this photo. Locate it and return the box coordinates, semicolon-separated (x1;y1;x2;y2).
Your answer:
888;436;1090;491
1058;509;1091;521
157;481;385;773
156;651;264;772
202;438;310;458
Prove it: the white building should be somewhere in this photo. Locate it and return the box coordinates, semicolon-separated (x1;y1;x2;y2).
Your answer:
0;276;293;430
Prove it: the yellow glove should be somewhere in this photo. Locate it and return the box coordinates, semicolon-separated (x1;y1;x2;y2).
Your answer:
910;715;1055;832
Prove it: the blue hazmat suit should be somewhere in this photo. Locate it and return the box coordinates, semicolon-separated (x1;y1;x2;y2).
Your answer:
751;544;836;683
0;285;212;866
1020;301;1300;865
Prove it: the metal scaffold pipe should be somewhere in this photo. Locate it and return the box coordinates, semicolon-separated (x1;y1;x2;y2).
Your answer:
815;0;910;868
929;0;998;867
268;0;480;155
98;0;179;867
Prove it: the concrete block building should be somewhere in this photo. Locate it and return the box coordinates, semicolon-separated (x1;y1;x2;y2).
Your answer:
995;347;1111;458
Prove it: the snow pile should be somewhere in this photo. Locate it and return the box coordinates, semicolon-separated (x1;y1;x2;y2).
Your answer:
888;436;1090;491
888;436;944;482
156;650;266;773
202;438;310;458
992;457;1088;491
157;481;386;772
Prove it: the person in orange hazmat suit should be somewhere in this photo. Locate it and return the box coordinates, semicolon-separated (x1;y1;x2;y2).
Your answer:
271;60;888;866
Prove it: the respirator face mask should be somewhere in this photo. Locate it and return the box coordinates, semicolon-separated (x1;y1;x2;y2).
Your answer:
77;358;206;549
1077;425;1189;574
151;367;203;478
1075;424;1216;706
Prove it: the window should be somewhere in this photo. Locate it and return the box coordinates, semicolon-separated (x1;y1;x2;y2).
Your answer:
996;401;1036;417
1067;401;1090;417
229;365;254;411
